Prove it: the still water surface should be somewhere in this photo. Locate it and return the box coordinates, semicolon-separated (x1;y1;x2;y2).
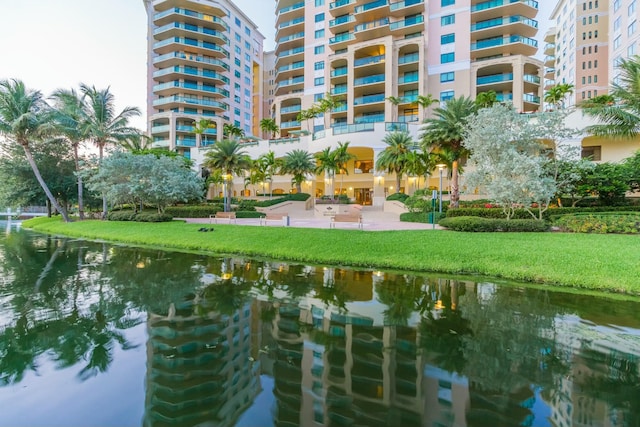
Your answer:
0;226;639;427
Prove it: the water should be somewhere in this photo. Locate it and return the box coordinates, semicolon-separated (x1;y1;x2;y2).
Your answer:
0;227;639;427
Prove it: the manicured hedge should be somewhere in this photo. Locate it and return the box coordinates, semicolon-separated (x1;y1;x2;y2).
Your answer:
554;213;640;234
386;193;409;202
235;211;265;218
165;205;223;218
446;208;535;220
448;205;640;222
255;193;311;207
400;212;445;223
438;216;549;232
107;211;173;222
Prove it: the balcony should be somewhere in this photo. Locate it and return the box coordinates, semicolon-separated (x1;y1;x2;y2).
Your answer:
176;136;197;147
398;73;419;85
353;93;385;106
471;0;538;21
389;14;424;35
280;120;301;129
329;15;356;32
277;31;304;45
275;76;305;95
354;0;389;18
355;18;390;39
544;43;555;55
496;92;513;101
398;52;419;65
544;55;555;66
329;32;355;50
523;74;540;85
476;73;513;86
470;35;537;58
153;37;229;58
153;81;229;98
153;8;228;31
389;0;424;17
523;93;540;104
544;68;555;79
153;22;229;45
471;15;538;39
280;104;302;114
152;52;229;71
354;54;385;67
151;124;170;134
277;61;304;79
277;16;305;37
277;46;305;61
354;113;385;123
354;73;385;87
152;95;229;111
331;84;348;95
331;67;348;78
152;66;229;85
329;0;357;16
277;1;305;16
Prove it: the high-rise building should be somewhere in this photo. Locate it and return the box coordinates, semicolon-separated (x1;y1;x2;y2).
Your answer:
549;0;609;108
609;0;640;85
142;0;265;159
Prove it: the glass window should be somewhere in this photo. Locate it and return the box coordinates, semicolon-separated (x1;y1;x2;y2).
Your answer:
613;0;621;11
614;17;621;31
315;0;324;5
235;17;241;27
440;52;455;63
441;14;455;26
630;0;637;15
315;45;325;54
440;90;454;101
441;33;455;44
314;77;324;86
629;21;637;37
245;27;251;36
440;72;454;82
314;61;325;70
315;29;325;38
614;35;622;49
441;0;455;5
315;13;325;22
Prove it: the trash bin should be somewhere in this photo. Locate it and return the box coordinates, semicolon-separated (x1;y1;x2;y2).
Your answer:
282;215;290;226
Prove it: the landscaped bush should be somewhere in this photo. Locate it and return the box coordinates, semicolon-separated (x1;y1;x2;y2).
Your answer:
134;213;173;222
386;193;409;202
164;205;223;218
235;211;265;218
400;212;445;223
439;216;549;232
107;211;137;221
446;208;535;220
555;213;640;234
236;200;258;211
255;193;311;207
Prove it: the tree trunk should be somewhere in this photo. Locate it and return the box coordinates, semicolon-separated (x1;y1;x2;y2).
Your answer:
99;143;108;220
74;144;85;220
451;160;460;209
22;145;70;222
395;171;401;195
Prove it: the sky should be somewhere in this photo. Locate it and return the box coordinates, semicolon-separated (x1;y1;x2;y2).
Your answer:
0;0;554;130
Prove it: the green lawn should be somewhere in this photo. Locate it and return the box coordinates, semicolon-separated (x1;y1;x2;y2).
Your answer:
23;216;640;295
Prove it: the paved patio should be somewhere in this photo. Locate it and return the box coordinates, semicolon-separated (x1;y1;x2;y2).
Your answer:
182;208;443;231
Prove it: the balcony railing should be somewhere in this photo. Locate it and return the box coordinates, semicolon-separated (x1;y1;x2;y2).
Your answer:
152;95;229;110
398;52;419;64
278;2;305;15
331;67;348;77
154;37;230;57
329;15;356;27
354;74;385;86
471;15;538;31
277;76;305;88
279;16;305;29
471;35;538;50
331;85;348;95
281;105;302;114
390;0;424;11
354;93;385;105
278;46;305;58
476;73;513;85
333;123;375;135
152;52;229;70
278;61;305;73
496;93;513;101
354;54;385;67
523;93;540;104
355;0;389;13
278;31;304;44
330;33;356;44
471;0;538;13
523;74;541;84
154;8;229;31
398;73;419;84
330;0;356;9
355;18;389;33
152;66;229;84
389;14;424;30
280;120;301;129
354;113;385;123
153;23;229;44
153;81;230;97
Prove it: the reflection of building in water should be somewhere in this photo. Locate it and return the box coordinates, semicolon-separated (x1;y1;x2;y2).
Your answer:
143;299;259;427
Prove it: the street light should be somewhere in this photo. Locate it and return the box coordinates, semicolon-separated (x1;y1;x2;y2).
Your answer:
437;164;445;213
222;173;232;212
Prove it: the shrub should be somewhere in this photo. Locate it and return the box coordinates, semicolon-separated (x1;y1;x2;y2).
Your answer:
439;216;549;232
555;213;640;234
446;208;535;220
235;211;265;219
107;211;137;221
165;205;223;218
400;212;445;223
135;213;174;222
255;193;311;207
386;193;409;202
236;200;258;211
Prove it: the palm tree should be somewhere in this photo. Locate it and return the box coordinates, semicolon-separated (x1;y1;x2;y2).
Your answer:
223;123;245;140
420;96;477;208
375;131;414;193
50;88;88;220
193;118;215;146
386;96;403;123
405;150;436;190
259;118;279;139
582;56;640;138
315;147;337;198
332;141;355;197
316;94;341;130
415;94;439;121
544;83;574;110
297;108;318;133
204;139;251;212
119;133;151;152
475;90;499;109
281;149;315;193
258;150;281;198
80;84;141;219
0;79;71;222
244;159;266;197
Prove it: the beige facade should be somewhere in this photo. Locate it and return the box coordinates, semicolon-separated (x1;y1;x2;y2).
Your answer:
609;0;640;85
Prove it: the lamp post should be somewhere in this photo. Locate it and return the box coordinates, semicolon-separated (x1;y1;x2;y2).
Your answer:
223;173;231;212
437;164;445;213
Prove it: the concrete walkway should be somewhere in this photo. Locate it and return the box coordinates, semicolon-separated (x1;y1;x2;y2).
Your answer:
182;208;443;231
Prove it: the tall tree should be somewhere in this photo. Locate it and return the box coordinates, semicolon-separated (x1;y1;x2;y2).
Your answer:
315;94;341;130
223;123;245;140
544;83;574;110
296;108;318;133
332;141;355;196
475;90;499;109
386;96;403;122
405;150;436;190
258;150;281;198
375;131;414;193
415;94;439;121
315;147;337;198
50;88;88;219
80;84;141;219
281;149;315;193
582;56;640;138
203;139;251;212
259;118;279;139
0;79;70;222
421;96;477;208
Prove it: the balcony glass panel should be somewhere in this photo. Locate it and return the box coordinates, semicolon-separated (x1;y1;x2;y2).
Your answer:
496;93;513;101
152;52;229;70
331;85;348;95
354;54;385;67
398;53;419;64
279;61;305;73
331;67;348;77
154;8;229;31
355;0;389;13
176;137;197;147
476;73;513;85
390;14;424;30
330;33;355;44
523;94;540;103
354;93;385;105
333;123;375;134
278;2;305;14
390;0;424;11
278;46;305;58
281;120;301;129
278;32;305;44
471;35;538;50
354;74;385;86
330;15;355;27
523;74;541;84
355;18;389;32
281;105;302;113
355;113;385;123
279;16;305;29
151;125;170;133
330;0;356;8
398;73;419;84
471;0;538;13
278;76;305;88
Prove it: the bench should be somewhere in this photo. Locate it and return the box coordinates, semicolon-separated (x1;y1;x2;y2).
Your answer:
209;212;237;224
260;212;288;226
330;214;363;230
